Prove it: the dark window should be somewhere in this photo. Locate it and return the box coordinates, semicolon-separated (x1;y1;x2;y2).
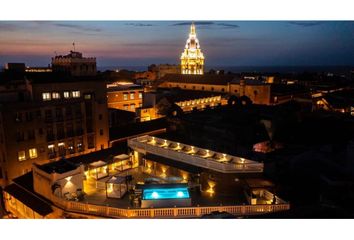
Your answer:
27;129;35;140
66;122;74;137
56;124;65;140
45;110;52;122
55;107;63;121
15;112;22;122
99;114;103;120
65;106;72;119
26;112;33;122
87;135;95;149
38;128;43;135
100;129;103;136
46;126;54;142
36;110;42;119
16;131;24;142
86;119;93;133
76;121;83;136
74;105;82;117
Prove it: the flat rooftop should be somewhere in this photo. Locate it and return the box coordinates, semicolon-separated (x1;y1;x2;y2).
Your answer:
36;160;78;174
128;135;264;173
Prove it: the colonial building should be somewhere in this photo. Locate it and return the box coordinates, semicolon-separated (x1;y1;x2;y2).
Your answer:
180;23;205;75
52;51;97;76
0;71;109;185
158;74;309;105
106;82;144;112
148;64;181;79
137;88;226;121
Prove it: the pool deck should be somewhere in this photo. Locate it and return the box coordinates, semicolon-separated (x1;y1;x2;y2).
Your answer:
80;167;247;209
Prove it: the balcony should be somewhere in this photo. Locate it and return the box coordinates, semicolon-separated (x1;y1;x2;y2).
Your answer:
128;135;264;174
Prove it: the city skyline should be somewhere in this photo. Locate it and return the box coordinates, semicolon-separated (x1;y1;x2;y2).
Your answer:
1;21;354;67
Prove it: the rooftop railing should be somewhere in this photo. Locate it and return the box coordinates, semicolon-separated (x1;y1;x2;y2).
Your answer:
50;194;289;219
128;135;263;174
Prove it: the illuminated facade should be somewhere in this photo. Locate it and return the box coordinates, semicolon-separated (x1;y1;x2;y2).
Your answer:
180;23;205;75
0;75;110;185
106;83;144;112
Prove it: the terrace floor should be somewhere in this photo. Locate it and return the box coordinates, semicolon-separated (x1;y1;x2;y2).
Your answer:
79;167;247;209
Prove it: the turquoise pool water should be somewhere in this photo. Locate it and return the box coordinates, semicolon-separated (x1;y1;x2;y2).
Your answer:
143;188;190;200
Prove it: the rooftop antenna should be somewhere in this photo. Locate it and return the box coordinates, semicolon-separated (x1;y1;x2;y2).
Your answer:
72;42;76;52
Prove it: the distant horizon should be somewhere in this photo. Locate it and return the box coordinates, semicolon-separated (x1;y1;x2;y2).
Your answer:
1;64;353;74
1;21;354;67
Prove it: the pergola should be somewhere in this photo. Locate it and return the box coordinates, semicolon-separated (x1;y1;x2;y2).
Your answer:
89;160;109;180
112;154;131;172
105;175;128;199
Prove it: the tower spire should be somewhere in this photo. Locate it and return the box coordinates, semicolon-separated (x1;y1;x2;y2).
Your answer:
180;22;205;75
190;22;196;35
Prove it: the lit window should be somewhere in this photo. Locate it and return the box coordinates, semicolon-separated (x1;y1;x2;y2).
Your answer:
139;92;143;99
64;91;70;98
123;105;128;110
52;92;60;99
130;104;135;110
123;93;128;100
42;92;51;101
18;150;26;161
84;94;92;100
58;142;65;147
72;91;80;98
29;148;37;159
48;144;54;149
130;93;135;100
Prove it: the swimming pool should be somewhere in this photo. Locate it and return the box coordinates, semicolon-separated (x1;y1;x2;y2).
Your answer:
143;187;190;200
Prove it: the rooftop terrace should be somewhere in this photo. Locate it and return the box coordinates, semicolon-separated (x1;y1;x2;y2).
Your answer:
128;135;264;173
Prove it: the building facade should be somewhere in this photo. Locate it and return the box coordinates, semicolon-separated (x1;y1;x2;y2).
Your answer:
180;23;205;75
0;73;109;185
158;74;309;106
52;51;97;76
107;83;144;112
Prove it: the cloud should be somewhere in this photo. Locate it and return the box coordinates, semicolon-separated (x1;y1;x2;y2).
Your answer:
171;21;215;26
216;23;240;28
52;23;102;32
125;23;154;27
287;21;324;27
171;21;240;29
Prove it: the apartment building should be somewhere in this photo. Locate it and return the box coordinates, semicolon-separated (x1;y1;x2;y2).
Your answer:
0;72;109;185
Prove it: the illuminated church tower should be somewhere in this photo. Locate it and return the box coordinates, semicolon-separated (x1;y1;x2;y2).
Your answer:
180;23;205;75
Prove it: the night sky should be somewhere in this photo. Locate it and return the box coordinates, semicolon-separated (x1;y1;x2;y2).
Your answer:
0;21;353;67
